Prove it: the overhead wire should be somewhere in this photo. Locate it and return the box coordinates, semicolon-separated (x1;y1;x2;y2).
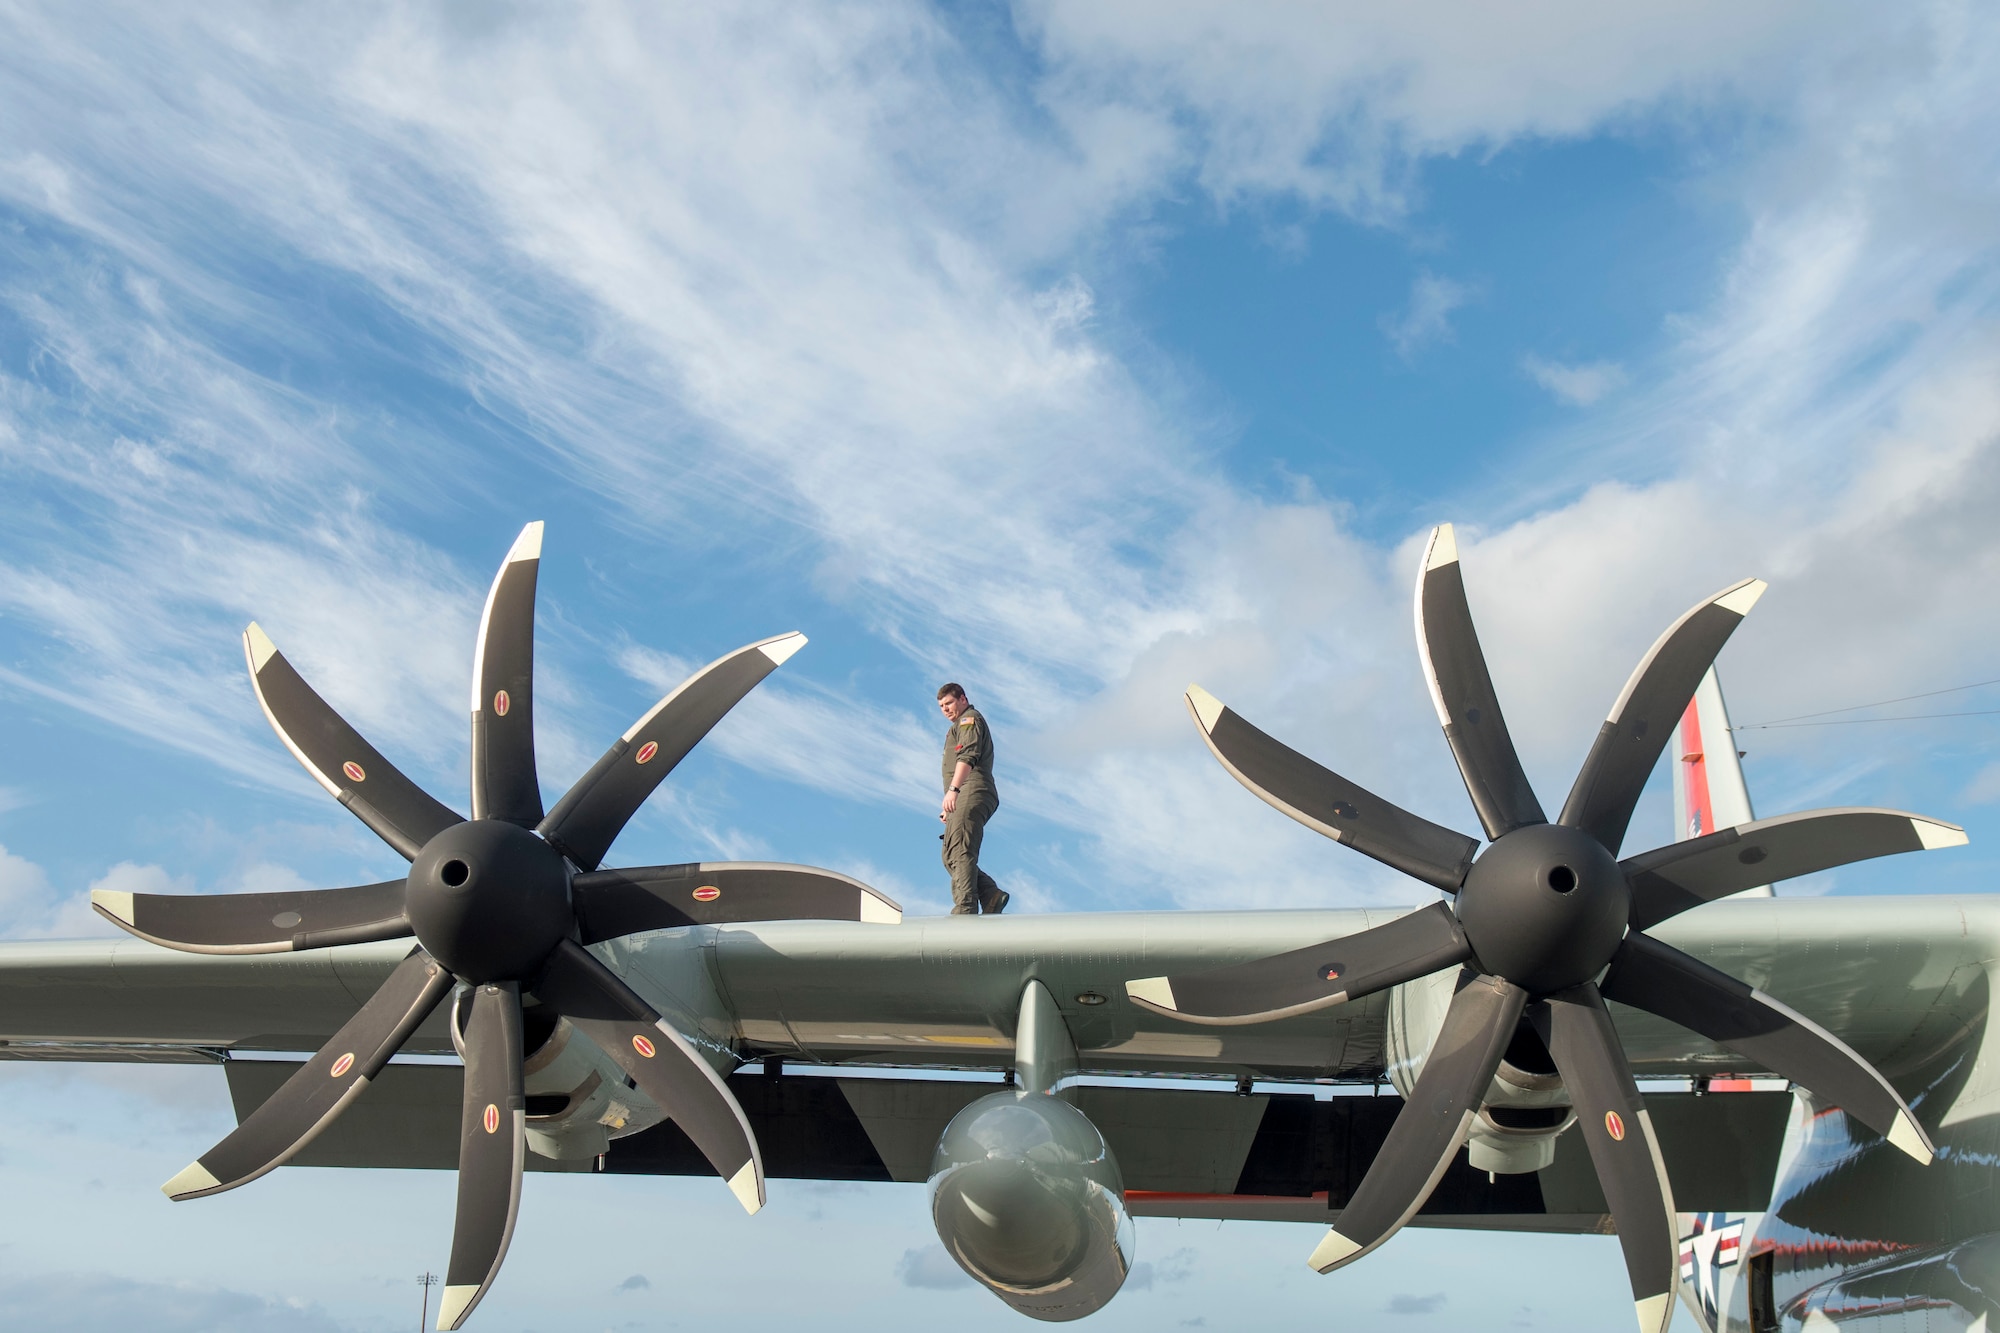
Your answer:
1733;675;2000;731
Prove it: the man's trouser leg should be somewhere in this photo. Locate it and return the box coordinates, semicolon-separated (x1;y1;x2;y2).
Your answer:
942;795;996;914
975;869;1003;913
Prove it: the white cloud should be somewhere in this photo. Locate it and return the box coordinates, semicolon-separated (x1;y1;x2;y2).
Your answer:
1381;270;1471;358
0;1272;344;1333
0;0;1994;918
0;846;126;938
1522;355;1628;406
1018;0;1846;216
0;843;55;927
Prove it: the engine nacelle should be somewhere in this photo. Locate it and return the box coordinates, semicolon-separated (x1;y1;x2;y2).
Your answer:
464;1001;664;1161
1387;966;1575;1174
929;1090;1135;1321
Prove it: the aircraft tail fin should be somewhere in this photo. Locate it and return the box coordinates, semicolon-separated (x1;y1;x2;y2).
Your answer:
1672;667;1773;897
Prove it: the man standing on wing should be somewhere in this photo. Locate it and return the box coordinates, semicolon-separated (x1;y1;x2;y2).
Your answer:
938;682;1007;915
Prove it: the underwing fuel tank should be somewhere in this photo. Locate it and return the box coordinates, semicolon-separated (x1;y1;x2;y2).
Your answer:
929;1090;1134;1321
928;980;1134;1320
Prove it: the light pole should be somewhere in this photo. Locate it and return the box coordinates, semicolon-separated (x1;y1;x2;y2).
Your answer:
418;1272;441;1330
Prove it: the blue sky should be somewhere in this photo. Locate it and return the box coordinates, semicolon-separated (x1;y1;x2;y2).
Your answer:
2;1;1999;1327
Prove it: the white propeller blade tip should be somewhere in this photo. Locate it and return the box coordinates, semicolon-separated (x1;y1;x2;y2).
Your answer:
161;1160;220;1200
1713;578;1767;616
1889;1109;1935;1164
435;1284;480;1331
1184;685;1224;733
758;632;807;666
1634;1293;1672;1333
859;892;903;924
506;520;544;563
1125;977;1177;1011
1914;818;1969;851
728;1160;765;1214
90;889;135;928
243;622;279;671
1423;523;1458;571
1306;1229;1361;1272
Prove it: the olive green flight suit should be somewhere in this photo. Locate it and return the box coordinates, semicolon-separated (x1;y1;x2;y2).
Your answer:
942;706;1003;914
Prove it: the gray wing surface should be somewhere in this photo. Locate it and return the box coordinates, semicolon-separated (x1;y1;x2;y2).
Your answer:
1;898;1985;1082
2;899;1986;1235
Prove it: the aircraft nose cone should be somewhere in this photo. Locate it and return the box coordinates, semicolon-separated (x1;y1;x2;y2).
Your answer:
405;820;572;982
1456;823;1628;994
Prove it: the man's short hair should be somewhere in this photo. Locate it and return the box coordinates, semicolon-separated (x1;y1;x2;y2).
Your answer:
936;682;966;702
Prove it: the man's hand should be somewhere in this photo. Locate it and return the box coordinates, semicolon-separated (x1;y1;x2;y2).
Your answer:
941;788;958;817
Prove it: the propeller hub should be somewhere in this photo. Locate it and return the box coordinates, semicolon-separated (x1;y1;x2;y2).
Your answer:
406;820;573;983
1456;824;1628;995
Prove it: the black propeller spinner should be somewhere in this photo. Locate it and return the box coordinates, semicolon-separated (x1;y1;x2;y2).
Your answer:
91;522;900;1331
1125;523;1962;1333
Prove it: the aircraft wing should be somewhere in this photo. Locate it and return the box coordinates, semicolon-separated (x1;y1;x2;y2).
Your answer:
0;894;1986;1230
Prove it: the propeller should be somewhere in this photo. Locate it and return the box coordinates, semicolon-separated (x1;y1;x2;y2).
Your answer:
1126;523;1963;1333
92;522;901;1329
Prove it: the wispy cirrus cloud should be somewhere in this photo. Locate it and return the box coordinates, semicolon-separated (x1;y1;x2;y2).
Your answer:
1522;355;1628;406
0;1;1996;919
1381;270;1473;358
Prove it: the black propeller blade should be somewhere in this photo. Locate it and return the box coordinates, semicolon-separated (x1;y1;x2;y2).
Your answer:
1185;684;1478;891
533;939;766;1213
1415;524;1545;839
470;522;545;827
162;947;452;1200
539;633;807;872
1623;807;1966;930
244;622;465;859
1139;524;1960;1319
1559;576;1766;856
1125;900;1471;1025
1532;986;1679;1333
438;981;526;1331
1600;932;1934;1162
95;523;901;1327
573;861;902;943
1307;971;1524;1273
92;878;409;953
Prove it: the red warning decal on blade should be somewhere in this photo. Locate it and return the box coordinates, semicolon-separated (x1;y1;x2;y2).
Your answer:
1605;1110;1626;1141
483;1103;500;1134
693;886;721;902
342;761;366;783
635;741;659;764
631;1034;657;1059
494;689;510;717
329;1052;354;1078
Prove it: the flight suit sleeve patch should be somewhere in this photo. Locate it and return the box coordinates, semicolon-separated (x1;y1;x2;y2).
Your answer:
954;712;987;768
